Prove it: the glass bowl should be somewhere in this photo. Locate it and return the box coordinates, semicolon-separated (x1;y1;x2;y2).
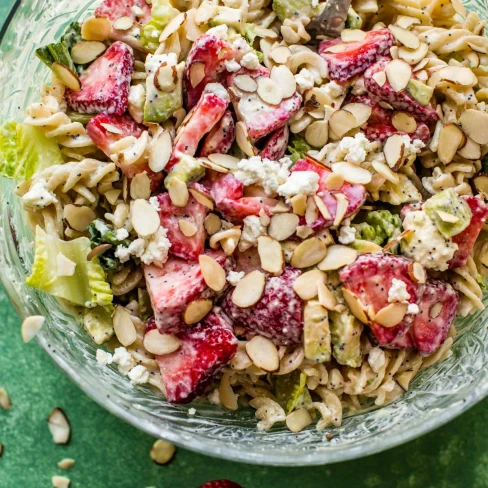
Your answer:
2;0;488;467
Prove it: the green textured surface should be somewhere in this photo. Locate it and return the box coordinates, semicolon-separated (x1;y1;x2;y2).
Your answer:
1;3;488;487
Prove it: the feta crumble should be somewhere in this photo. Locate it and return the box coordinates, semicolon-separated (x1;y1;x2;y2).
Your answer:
207;25;229;40
294;68;315;92
239;216;267;251
240;52;260;70
388;278;411;303
116;228;129;241
96;349;113;366
402;135;425;155
23;180;58;207
323;80;345;99
278;171;319;197
407;303;420;315
128;365;150;385
204;82;230;101
338;133;375;165
112;347;136;374
227;270;245;286
188;407;197;415
338;225;356;245
225;59;241;72
149;196;161;212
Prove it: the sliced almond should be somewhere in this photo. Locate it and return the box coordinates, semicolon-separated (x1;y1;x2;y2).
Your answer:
438;66;477;86
131;199;160;237
178;219;197;237
341;29;366;42
437;210;459;223
388;24;420;49
329;109;357;139
314;195;331;220
395;15;421;29
232;270;266;308
183;298;213;324
47;408;71;445
457;137;481;160
200;157;229;173
290;237;327;269
342;103;372;126
438;123;466;164
372;71;387;86
383;229;414;252
189;188;214;210
144;329;181;355
331;162;372;185
219;373;238;410
51;63;81;91
430;302;443;319
270;65;297;99
63;204;96;232
317;245;357;271
317;281;338;310
333;193;349;227
386;59;412;92
155;63;176;92
342;287;369;323
268;212;299;242
209;227;242;251
236;121;255;157
408;261;426;284
167;177;189;207
159;12;186;41
293;269;326;300
305;196;319;226
113;305;137;346
101;123;123;134
257;236;284;275
130;172;151;200
392;112;417;133
199;254;226;292
371;160;399;184
325;172;344;190
474;175;488;195
296;225;314;239
208;153;240;171
374;302;408;327
459;109;488;144
270;46;291;64
104;189;121;205
286;407;313;433
324;44;346;53
246;336;279;372
87;243;112;261
113;16;134;30
71;41;106;64
383;134;405;169
234;74;258;92
149;130;172;172
290;194;307;216
57;459;76;470
204;213;222;235
150;439;176;465
21;315;45;343
0;388;11;411
52;475;71;488
305;120;328;148
81;16;111;42
189;62;205;88
56;253;76;277
257;76;283;105
397;42;428;65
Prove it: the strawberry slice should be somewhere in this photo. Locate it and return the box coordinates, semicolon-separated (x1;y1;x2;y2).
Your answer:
155;312;238;403
347;95;392;125
168;86;230;170
291;158;366;230
339;253;425;346
222;267;304;345
364;123;431;144
319;29;395;82
449;196;488;269
66;41;134;115
199;110;235;157
144;250;232;334
363;58;438;124
259;125;290;161
155;189;208;261
86;113;162;189
234;247;262;274
227;68;302;141
94;0;151;23
199;481;242;488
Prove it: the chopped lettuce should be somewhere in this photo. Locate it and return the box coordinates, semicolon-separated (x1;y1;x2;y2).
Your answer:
274;370;312;414
66;112;94;125
346;6;362;29
353;210;402;246
287;134;313;163
0;122;63;181
83;306;114;344
26;226;113;311
243;24;265;62
141;0;179;53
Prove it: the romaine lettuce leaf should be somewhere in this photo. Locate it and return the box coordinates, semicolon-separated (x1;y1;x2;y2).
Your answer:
83;306;114;344
141;0;179;53
353;210;402;246
287;134;313;163
274;370;312;414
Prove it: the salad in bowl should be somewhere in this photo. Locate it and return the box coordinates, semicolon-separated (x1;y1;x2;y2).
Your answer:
3;0;488;435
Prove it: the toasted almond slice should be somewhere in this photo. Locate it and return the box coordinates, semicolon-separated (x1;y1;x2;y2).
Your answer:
314;195;331;220
286;407;313;433
71;41;106;64
342;103;372;126
329;109;357;139
438;66;477;86
342;287;369;323
474;175;488;195
389;24;420;49
258;236;284;275
386;59;412;92
317;244;357;271
236;121;255;157
0;388;11;411
324;44;346;53
130;172;151;200
155;64;176;92
56;253;76;277
383;134;405;169
259;209;271;226
234;74;258;92
371;160;400;184
390;46;399;59
52;475;71;488
290;194;307;216
189;188;214;210
392;112;417;133
113;305;137;346
57;459;76;470
47;407;71;445
232;270;266;307
208;153;240;170
317;281;338;310
408;261;426;284
144;329;182;355
199;254;226;292
63;204;96;232
200;157;229;173
131;199;160;237
331;162;372;185
246;336;279;372
341;29;366;42
113;16;134;30
290;237;327;269
333;193;349;226
293;269;326;300
209;227;241;250
459;109;488;144
374;302;408;327
305;196;319;226
325;172;344;190
270;45;291;64
183;298;213;324
437;210;459;223
372;71;387;86
159;12;186;41
268;213;299;241
101;123;123;134
397;42;428;65
81;16;111;42
305;120;328;148
383;229;414;252
355;240;383;254
219;373;238;410
149;130;172;172
151;439;176;465
104;189;121;205
257;76;283;105
21;315;45;343
189;62;205;88
253;25;281;40
167;177;189;207
296;225;314;239
458;137;481;160
87;243;112;261
204;213;222;235
430;301;443;319
395;15;421;29
52;63;81;91
221;234;240;255
413;58;430;72
270;65;297;99
178;219;198;237
438;123;466;164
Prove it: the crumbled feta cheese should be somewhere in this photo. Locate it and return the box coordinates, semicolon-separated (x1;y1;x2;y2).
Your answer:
225;59;241;72
128;84;146;124
96;349;113;366
311;0;319;6
22;180;58;207
93;219;110;235
388;278;411;303
188;407;196;415
407;303;420;315
294;68;315;92
234;156;292;196
323;80;344;99
338;133;375;165
115;238;145;263
338;225;356;245
240;52;260;70
239;215;267;251
149;196;161;212
207;388;221;405
278;171;319;197
112;347;136;374
128;365;150;385
231;36;251;55
204;82;230;101
56;253;76;277
227;270;245;286
402;135;425;155
116;228;129;241
207;24;229;40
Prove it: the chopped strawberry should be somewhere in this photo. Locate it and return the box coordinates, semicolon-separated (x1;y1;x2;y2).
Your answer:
227;67;302;141
363;58;438;124
234;247;262;274
155;190;209;261
144;250;232;333
222;267;304;345
199;481;243;488
339;253;425;346
168;87;230;170
347;95;392;125
364;122;431;144
291;158;366;230
319;29;395;82
66;41;134;115
94;0;151;23
199;110;235;157
449;196;488;268
156;312;238;403
259;125;290;161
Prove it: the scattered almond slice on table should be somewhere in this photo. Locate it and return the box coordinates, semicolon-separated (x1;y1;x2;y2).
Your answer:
150;439;176;465
0;387;12;410
21;315;45;343
52;476;71;488
47;407;71;445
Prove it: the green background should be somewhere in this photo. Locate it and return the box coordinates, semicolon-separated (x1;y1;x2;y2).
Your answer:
1;3;488;487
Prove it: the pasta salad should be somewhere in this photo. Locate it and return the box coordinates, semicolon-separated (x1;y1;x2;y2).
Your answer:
3;0;488;434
